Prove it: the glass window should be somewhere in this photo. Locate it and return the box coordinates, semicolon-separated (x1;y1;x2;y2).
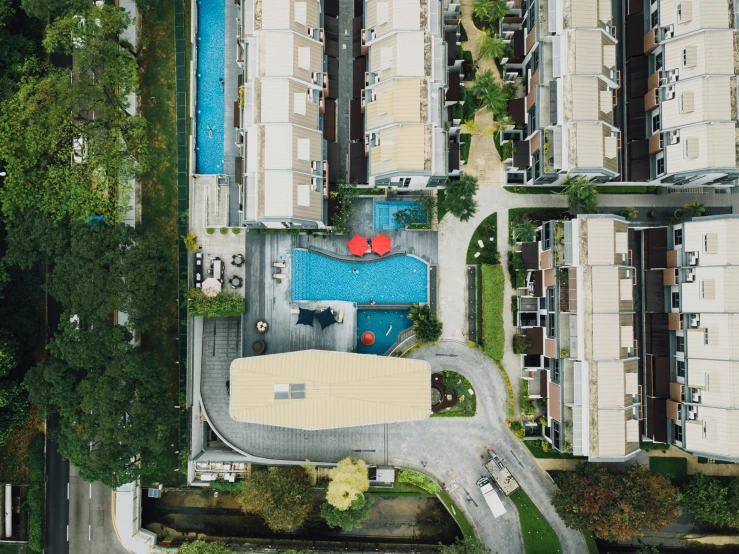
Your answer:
655;52;663;70
551;360;561;384
674;423;683;442
651;10;659;28
676;335;684;353
528;108;537;131
674;228;683;246
677;360;685;377
552;420;561;448
704;328;709;345
671;292;680;309
656;157;665;175
652;112;660;132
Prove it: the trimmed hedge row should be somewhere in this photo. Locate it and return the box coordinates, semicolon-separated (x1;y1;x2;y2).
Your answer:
481;264;505;360
27;435;44;553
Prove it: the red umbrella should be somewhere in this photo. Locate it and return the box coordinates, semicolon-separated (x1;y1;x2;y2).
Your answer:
347;235;369;257
372;233;392;256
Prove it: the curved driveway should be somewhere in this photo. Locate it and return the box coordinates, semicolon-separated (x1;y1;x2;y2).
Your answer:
201;338;586;554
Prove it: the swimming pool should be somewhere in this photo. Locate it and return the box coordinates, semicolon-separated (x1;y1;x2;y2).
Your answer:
373;201;422;229
291;250;428;303
195;0;225;174
357;309;413;355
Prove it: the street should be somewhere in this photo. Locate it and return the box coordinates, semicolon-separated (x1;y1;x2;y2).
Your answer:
45;415;69;554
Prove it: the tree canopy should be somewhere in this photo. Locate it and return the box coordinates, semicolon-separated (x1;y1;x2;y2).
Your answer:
439;537;491;554
512;217;537;243
682;473;739;528
408;303;443;343
321;494;374;531
176;541;233;554
477;29;508;62
238;466;315;531
553;463;680;541
561;176;600;215
472;0;509;30
25;323;174;486
442;175;479;222
469;70;507;118
326;457;370;511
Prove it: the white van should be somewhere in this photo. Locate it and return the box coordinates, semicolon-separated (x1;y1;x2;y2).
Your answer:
477;477;507;518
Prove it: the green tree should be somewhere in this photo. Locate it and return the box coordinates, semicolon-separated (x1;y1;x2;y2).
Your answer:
682;473;739;528
20;0;86;19
469;70;507;118
561;176;600;215
326;457;370;510
187;290;246;317
684;200;706;217
176;541;232;554
25;323;175;486
553;463;680;541
321;494;374;531
0;332;18;377
442;174;478;222
512;217;537;243
439;537;491;554
4;210;71;269
476;29;508;62
237;466;315;531
408;303;443;343
472;0;509;29
0;380;29;446
329;180;359;235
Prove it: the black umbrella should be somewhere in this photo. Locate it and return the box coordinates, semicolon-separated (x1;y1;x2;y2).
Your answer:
315;308;336;330
296;307;315;326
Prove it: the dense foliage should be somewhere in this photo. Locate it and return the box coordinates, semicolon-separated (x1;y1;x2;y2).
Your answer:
238;466;315;531
561;176;600;215
321;494;374;531
329;180;359;234
326;457;370;510
408;303;443;343
440;537;491;554
682;473;739;528
26;434;45;552
187;289;246;317
553;463;681;541
176;541;233;554
442;175;479;222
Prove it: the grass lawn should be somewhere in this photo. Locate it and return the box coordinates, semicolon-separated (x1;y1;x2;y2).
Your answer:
649;456;688;485
525;440;586;460
481;264;504;360
438;489;475;539
0;544;24;553
582;529;599;554
510;488;563;554
431;370;476;417
466;212;498;264
138;0;182;486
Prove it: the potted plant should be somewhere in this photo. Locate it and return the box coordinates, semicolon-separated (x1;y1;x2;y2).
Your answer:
674;208;684;220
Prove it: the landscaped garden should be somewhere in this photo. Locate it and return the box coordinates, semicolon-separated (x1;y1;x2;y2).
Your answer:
480;264;505;360
649;456;688;485
510;488;563;554
431;371;476;417
467;213;498;264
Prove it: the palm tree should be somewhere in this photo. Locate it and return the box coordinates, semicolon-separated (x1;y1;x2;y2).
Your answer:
442;174;479;222
561;176;600;215
477;29;508;62
469;70;507;118
513;217;538;243
684;200;706;217
473;0;510;29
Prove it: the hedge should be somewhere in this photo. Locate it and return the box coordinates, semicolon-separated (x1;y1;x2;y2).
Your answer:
210;480;242;492
188;290;246;317
397;469;441;495
27;436;44;553
460;133;472;163
481;264;505;360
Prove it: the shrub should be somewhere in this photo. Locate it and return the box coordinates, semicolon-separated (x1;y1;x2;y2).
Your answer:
210;480;242;492
481;265;505;360
329;180;360;234
289;229;300;235
321;495;373;531
559;348;570;358
27;435;44;552
620;207;638;220
561;176;600;215
261;229;275;234
238;466;315;531
541;440;550;453
520;380;535;416
510;421;525;439
397;468;442;495
220;227;228;234
408;303;443;343
249;229;260;235
231;228;240;234
279;229;289;234
513;334;530;354
181;232;198;252
206;228;215;234
187;289;246;317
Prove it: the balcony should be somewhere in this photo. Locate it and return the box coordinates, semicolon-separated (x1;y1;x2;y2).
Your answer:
668;312;683;331
648;132;663;155
644;27;658;54
644;87;659;112
663;268;678;286
542;129;558;174
526;25;536;55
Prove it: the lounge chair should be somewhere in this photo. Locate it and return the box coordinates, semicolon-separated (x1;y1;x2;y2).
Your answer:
273;262;286;268
272;273;286;280
291;307;300;315
337;310;344;323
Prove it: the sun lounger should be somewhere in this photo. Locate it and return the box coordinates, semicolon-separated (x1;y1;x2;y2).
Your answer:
272;273;286;280
337;310;344;323
291;307;300;315
273;262;286;268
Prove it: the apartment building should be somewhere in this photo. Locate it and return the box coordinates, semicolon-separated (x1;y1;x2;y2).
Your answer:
359;0;463;188
622;0;739;185
501;0;621;185
517;215;640;461
642;216;739;460
236;0;328;228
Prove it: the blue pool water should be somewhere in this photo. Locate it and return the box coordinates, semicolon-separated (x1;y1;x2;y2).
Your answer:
373;201;422;229
291;250;428;303
195;0;225;174
357;309;413;355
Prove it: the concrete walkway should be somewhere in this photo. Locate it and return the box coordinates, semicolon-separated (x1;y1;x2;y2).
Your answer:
459;0;501;80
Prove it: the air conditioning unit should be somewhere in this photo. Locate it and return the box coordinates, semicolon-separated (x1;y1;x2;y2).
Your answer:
690;314;700;328
669;129;680;145
306;88;314;102
369;89;376;102
311;177;319;191
688;405;698;420
308;27;317;39
685;267;695;282
366;27;376;41
665;84;675;100
688;251;698;266
669;68;680;82
692;389;701;403
311;160;321;173
311;71;321;85
663;24;674;39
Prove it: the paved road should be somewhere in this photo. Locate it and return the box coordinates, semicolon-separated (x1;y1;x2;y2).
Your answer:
68;468;130;554
45;415;69;554
201;340;587;554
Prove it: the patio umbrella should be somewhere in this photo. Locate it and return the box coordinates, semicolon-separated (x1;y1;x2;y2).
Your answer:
202;278;221;297
347;234;369;257
296;308;315;326
372;233;392;256
315;308;336;330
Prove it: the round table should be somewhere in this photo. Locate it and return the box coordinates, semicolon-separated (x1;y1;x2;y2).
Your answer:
252;340;266;355
256;320;269;333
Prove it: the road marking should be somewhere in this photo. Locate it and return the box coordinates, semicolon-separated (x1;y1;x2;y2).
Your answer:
89;483;92;499
66;525;69;541
67;483;69;499
89;524;92;540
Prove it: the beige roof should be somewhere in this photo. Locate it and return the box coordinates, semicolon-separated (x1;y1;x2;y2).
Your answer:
565;76;614;124
686;313;739;361
686;407;739;458
263;124;322;171
664;122;737;174
596;409;639;458
259;32;323;81
260;0;320;33
659;0;732;37
229;351;431;429
592;313;633;360
366;0;422;38
683;218;739;265
688;360;739;409
261;170;322;221
564;0;612;28
596;360;638;408
591;266;634;312
366;78;425;131
585;217;630;265
369;125;430;176
664;31;735;78
566;29;617;77
660;76;733;130
680;266;739;314
568;122;619;173
370;32;425;81
259;78;320;128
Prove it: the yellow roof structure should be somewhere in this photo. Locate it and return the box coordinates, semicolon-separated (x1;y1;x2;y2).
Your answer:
230;350;431;430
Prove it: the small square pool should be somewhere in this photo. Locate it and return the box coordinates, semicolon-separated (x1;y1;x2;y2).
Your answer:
356;309;413;355
373;200;422;230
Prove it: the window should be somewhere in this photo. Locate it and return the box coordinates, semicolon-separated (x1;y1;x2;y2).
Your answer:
682;46;697;67
655;52;663;71
532;149;541;181
674;423;683;442
651;10;659;28
547;287;555;312
676;335;684;353
677;360;685;377
704;328;709;345
656;156;665;176
677;4;681;21
528;107;537;131
652;112;660;133
552;420;561;448
671;292;680;309
674;228;683;246
551;360;561;384
274;383;305;400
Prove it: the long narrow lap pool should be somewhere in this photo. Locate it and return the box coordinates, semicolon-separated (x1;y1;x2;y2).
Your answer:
195;0;225;174
291;250;428;303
